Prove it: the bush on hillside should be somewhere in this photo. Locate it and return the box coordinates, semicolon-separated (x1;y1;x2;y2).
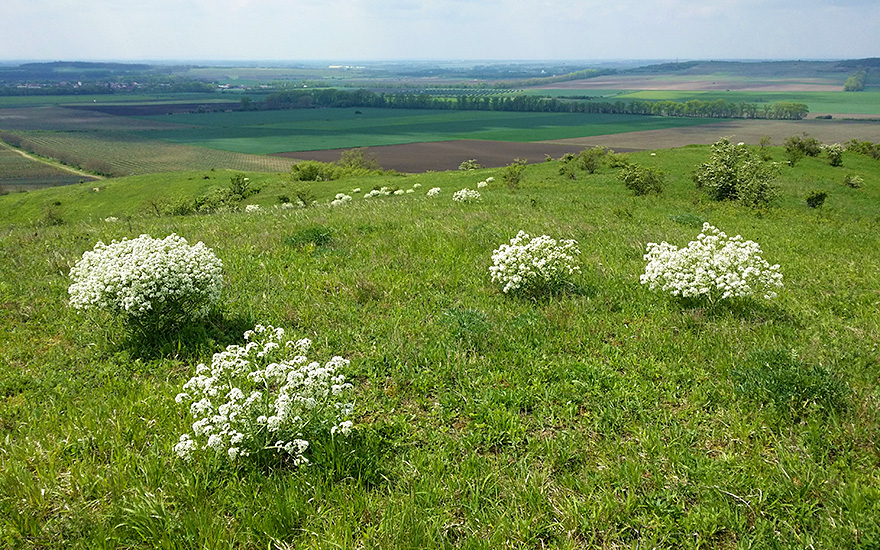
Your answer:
693;138;780;207
618;163;666;195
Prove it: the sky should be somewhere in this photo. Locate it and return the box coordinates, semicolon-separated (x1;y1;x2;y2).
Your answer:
3;0;879;62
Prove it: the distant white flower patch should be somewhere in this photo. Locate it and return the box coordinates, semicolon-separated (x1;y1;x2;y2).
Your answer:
330;193;352;207
452;188;482;203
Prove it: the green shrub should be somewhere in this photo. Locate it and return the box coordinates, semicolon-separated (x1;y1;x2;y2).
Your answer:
606;151;630;168
618;163;666;195
784;133;823;165
501;158;527;189
693;138;779;207
578;146;608;174
846;139;880;160
290;160;338;182
557;153;578;179
842;173;864;188
459;159;483;171
805;190;828;208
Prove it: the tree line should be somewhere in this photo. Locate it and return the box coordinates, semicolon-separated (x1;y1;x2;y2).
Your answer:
254;88;809;120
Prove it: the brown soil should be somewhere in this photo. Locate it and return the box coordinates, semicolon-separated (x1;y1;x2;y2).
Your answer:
271;140;622;173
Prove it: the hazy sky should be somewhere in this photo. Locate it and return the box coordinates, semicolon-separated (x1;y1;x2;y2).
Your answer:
3;0;878;62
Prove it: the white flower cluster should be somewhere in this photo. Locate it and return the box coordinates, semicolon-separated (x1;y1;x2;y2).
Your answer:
245;204;261;213
330;193;352;207
174;324;354;464
452;188;482;203
641;223;783;301
489;231;581;294
68;234;223;325
364;187;393;198
426;187;442;197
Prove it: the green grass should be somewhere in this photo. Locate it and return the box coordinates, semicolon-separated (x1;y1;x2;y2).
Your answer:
132;108;722;154
2;147;880;548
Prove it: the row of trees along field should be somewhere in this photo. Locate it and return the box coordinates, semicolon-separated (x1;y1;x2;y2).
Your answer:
257;88;809;119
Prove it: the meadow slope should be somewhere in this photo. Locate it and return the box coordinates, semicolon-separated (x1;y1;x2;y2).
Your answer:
1;146;879;548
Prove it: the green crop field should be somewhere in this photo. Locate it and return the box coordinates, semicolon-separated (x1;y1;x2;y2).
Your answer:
2;145;880;548
132;108;722;154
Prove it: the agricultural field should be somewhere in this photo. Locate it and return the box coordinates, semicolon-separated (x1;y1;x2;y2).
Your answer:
132;108;723;154
1;145;879;548
0;130;296;178
0;142;94;191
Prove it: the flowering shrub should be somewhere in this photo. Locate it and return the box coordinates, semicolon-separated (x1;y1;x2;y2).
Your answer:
822;143;844;167
641;223;783;302
489;231;581;294
245;204;262;213
693;138;780;207
68;234;223;332
174;324;354;465
426;187;441;197
364;187;393;198
452;188;482;203
330;193;352;207
477;180;488;189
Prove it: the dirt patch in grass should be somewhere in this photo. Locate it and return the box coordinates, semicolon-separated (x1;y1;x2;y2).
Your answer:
272;140;616;173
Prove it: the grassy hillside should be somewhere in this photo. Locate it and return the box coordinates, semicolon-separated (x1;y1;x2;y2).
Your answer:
2;146;879;548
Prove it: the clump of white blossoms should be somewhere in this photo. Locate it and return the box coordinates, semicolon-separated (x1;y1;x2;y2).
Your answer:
452;188;482;203
477;180;488;189
174;324;354;465
426;187;441;197
641;223;783;302
330;193;352;207
68;233;223;332
245;204;262;213
364;187;393;198
489;231;581;294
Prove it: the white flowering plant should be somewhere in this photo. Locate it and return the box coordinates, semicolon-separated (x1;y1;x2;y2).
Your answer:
452;188;482;203
641;223;783;303
68;233;223;333
174;324;354;466
489;231;581;294
330;193;352;207
426;187;441;197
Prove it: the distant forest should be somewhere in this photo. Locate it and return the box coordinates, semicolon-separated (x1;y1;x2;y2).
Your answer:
256;88;810;120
